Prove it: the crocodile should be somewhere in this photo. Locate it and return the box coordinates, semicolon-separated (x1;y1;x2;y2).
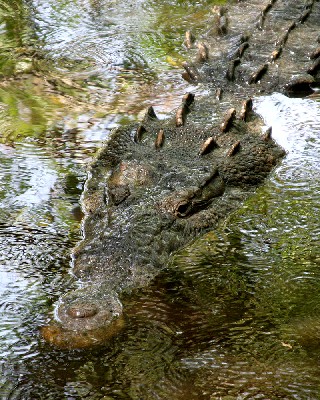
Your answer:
42;0;319;348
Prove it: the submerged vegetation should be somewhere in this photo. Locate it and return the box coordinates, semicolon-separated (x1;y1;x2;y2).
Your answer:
0;0;90;144
0;0;229;144
0;0;32;76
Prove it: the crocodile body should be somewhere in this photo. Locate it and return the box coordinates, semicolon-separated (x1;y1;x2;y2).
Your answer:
42;0;319;348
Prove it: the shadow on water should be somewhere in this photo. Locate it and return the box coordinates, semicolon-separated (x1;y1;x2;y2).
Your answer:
1;0;320;398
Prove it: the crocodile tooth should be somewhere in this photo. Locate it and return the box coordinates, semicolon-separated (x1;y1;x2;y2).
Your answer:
221;108;236;133
227;141;241;157
262;127;272;141
226;58;240;81
249;63;268;84
239;98;253;121
134;125;146;143
310;47;320;60
146;106;158;120
182;62;199;81
199;137;218;155
197;42;209;62
155;129;165;149
184;30;196;49
307;56;320;76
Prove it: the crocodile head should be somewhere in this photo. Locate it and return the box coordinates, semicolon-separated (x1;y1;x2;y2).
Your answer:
41;0;314;347
41;92;285;348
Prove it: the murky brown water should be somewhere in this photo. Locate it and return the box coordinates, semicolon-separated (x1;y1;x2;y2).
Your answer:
1;0;320;399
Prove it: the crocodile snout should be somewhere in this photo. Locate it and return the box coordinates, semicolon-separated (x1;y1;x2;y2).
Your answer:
41;285;124;348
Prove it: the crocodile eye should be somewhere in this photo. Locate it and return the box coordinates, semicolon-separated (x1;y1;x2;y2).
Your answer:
176;202;191;217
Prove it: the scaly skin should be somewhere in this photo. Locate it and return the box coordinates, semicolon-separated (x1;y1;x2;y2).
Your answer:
42;0;319;348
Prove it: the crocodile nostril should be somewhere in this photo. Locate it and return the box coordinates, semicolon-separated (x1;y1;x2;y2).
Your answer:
67;304;98;319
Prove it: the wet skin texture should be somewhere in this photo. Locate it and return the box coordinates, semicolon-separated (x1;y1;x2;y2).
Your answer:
42;0;319;348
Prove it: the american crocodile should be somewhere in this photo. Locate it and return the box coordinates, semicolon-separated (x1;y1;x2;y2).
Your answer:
42;0;320;348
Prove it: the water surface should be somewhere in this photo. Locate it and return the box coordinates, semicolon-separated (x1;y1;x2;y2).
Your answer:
1;0;320;399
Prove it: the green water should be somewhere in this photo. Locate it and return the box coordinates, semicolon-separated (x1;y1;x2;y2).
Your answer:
1;0;320;399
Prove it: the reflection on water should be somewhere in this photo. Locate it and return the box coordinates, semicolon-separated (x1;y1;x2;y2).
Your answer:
1;0;320;398
30;0;207;118
0;0;205;145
